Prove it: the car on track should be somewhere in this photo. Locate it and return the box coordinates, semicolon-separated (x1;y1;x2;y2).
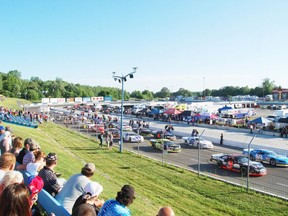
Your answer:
108;122;132;131
242;149;288;167
182;136;214;149
210;153;267;176
152;130;177;141
150;139;181;153
132;128;153;136
123;132;144;143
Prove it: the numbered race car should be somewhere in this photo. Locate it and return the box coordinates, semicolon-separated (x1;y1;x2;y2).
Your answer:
152;130;176;141
123;132;144;143
243;149;288;167
210;153;267;176
182;136;214;149
150;139;181;153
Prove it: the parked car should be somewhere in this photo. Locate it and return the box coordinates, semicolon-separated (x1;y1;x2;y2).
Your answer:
152;130;176;141
242;149;288;167
150;139;181;153
210;153;267;176
182;136;214;149
123;132;144;143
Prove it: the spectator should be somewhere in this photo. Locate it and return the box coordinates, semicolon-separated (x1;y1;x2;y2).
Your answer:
0;183;32;216
220;133;223;145
26;150;46;176
56;162;96;213
0;126;6;150
16;138;40;171
0;170;24;196
98;184;135;216
16;138;33;164
72;203;96;216
0;131;12;154
22;139;40;165
98;132;104;147
157;206;175;216
107;133;114;150
38;152;61;197
72;181;104;215
9;136;23;157
0;152;16;181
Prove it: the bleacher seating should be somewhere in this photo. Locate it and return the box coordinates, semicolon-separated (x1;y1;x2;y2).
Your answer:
19;169;70;216
1;114;38;128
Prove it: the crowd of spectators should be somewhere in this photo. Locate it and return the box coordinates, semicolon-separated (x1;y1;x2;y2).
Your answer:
0;105;176;215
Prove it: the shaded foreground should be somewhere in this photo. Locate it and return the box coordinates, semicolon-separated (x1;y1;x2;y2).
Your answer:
8;121;288;216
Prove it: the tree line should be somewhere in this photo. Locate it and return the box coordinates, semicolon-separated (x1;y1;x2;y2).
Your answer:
0;70;277;101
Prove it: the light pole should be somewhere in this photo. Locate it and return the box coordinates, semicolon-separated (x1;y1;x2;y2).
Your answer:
112;67;137;153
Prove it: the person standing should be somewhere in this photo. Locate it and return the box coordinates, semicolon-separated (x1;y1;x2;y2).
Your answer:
107;133;114;150
220;133;223;145
98;132;104;147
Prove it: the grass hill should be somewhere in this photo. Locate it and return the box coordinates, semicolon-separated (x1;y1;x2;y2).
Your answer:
1;98;288;215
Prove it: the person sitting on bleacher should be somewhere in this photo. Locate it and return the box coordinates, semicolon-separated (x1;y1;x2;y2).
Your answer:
38;152;62;197
26;150;46;176
72;181;104;215
55;162;96;214
0;152;16;182
16;138;40;170
0;183;32;216
98;185;135;216
0;170;24;196
16;138;32;164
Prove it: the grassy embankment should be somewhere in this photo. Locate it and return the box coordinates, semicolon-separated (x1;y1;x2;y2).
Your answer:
1;98;288;216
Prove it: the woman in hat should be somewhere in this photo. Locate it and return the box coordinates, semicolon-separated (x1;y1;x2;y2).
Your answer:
72;181;104;215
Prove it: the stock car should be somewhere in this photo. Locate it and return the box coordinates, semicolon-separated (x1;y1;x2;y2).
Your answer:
150;139;181;153
182;136;214;149
210;153;267;176
152;130;177;141
132;127;153;136
123;132;144;143
243;149;288;167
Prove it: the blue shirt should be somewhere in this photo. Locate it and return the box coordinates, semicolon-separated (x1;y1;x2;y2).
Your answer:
98;199;131;216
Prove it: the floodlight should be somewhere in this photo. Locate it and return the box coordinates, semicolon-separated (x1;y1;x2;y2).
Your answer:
114;78;117;81
123;77;127;82
129;74;134;78
118;79;121;83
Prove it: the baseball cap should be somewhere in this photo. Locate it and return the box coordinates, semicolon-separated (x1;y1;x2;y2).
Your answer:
24;138;33;145
28;175;44;195
0;126;5;131
84;163;96;172
46;153;58;161
29;139;40;150
84;182;103;197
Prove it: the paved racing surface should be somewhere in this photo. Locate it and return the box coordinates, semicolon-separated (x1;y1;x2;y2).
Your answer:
52;108;288;200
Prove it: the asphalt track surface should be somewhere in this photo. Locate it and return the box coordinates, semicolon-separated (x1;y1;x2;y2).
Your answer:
119;117;288;200
52;109;288;200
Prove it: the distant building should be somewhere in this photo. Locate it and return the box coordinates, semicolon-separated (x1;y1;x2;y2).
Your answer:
272;88;288;101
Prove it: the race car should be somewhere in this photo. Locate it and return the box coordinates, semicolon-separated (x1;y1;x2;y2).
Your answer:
132;127;153;136
152;130;176;141
182;136;214;149
243;149;288;167
150;139;181;153
123;132;144;143
210;153;267;176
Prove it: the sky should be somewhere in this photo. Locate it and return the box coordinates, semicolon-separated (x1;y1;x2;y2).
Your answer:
0;1;287;93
